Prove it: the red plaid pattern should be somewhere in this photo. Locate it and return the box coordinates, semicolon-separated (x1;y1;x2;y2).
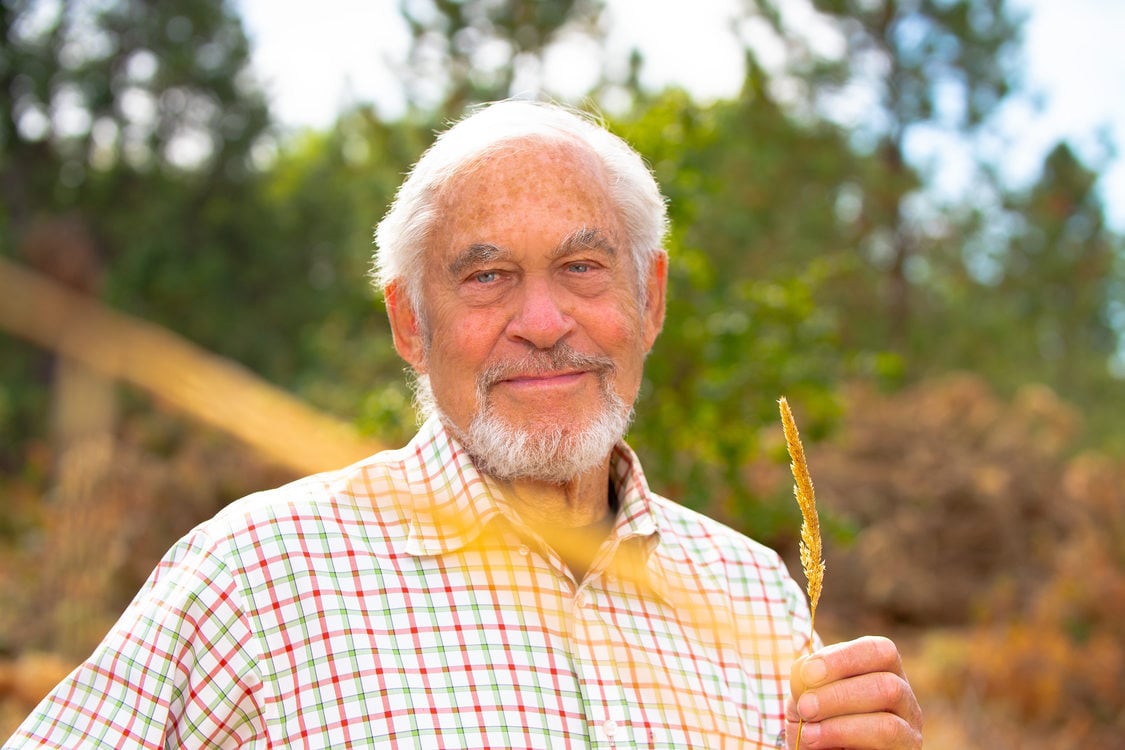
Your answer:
6;417;814;748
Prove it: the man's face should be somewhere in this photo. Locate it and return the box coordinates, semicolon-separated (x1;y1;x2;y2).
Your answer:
387;139;666;480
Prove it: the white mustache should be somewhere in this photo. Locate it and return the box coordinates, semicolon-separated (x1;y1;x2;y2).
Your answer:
478;344;615;390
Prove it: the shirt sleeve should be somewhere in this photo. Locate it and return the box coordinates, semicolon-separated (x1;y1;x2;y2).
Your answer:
3;528;266;749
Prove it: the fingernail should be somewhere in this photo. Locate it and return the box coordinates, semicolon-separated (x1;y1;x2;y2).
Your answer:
795;720;820;744
797;691;819;720
801;657;827;686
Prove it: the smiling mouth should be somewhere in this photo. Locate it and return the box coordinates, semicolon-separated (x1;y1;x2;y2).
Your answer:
501;370;587;385
477;343;616;394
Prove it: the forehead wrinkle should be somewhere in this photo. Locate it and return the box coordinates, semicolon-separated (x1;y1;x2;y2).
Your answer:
448;242;511;278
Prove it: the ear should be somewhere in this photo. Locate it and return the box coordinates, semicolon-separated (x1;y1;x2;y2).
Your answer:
641;250;668;352
385;281;428;373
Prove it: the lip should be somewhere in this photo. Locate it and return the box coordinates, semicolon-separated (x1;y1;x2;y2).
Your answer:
496;370;589;388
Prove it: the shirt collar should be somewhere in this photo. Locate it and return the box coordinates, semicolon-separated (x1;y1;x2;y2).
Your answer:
607;441;659;541
402;417;664;567
399;417;692;614
604;440;673;603
400;416;506;556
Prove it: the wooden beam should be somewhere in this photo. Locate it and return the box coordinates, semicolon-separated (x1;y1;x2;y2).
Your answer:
0;256;385;475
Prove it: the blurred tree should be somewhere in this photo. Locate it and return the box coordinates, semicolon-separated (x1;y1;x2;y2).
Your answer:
612;89;861;537
396;0;605;113
628;66;905;366
994;145;1120;395
258;104;436;443
922;144;1125;447
785;0;1025;351
0;0;269;230
0;0;276;463
778;2;1124;449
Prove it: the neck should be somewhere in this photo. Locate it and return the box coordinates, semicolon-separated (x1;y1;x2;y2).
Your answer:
496;462;613;532
498;464;617;582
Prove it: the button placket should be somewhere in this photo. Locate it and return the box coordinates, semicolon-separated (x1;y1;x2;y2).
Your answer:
568;583;634;748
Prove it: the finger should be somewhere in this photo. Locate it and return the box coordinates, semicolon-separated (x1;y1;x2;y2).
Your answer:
787;636;922;748
791;635;905;695
785;711;923;750
795;671;919;727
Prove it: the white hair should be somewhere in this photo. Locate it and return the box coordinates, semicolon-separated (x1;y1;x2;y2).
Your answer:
371;99;669;313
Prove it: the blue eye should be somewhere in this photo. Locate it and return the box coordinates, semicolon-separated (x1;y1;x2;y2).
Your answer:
473;270;498;283
568;263;590;273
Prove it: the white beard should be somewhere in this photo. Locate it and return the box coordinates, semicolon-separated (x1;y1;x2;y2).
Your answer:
413;343;634;484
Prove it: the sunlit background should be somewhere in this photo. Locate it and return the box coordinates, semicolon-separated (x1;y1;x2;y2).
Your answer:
237;0;1125;229
1;1;1123;747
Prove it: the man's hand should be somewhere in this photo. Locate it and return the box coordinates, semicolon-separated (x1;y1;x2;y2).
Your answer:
787;635;922;749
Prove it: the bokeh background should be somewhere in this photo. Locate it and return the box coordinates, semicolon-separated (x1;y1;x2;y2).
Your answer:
2;1;1123;746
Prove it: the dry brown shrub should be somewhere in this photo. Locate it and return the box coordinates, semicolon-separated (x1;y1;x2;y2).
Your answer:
0;407;299;738
0;652;76;740
0;409;297;661
795;374;1080;627
0;652;74;708
787;376;1124;747
927;453;1125;745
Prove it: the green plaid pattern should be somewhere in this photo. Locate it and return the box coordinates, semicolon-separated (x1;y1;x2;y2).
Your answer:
5;417;813;748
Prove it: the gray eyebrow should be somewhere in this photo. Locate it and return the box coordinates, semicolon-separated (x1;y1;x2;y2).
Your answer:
551;227;618;259
446;227;617;278
448;243;511;278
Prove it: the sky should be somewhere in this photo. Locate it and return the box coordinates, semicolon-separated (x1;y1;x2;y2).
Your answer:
234;0;1125;232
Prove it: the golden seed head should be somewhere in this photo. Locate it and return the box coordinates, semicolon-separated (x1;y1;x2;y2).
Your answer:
779;397;825;617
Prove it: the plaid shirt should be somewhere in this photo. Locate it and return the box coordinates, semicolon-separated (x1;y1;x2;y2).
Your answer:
7;417;813;749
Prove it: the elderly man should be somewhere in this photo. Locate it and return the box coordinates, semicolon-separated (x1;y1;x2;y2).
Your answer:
5;101;921;749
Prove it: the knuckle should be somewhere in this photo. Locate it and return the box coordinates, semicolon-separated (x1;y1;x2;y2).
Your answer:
873;713;914;747
875;670;906;703
875;719;898;747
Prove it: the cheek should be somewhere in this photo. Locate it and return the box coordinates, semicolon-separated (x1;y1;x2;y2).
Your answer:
431;311;507;366
589;297;646;349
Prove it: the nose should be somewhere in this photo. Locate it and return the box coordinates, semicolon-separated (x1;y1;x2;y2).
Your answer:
506;276;575;349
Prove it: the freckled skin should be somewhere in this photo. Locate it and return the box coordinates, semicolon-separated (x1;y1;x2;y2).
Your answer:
386;138;667;523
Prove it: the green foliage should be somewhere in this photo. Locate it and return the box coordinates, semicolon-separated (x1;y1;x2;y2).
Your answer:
911;144;1125;448
0;339;50;471
3;0;1122;502
0;0;274;457
610;92;858;533
254;106;436;427
638;263;843;531
803;0;1025;347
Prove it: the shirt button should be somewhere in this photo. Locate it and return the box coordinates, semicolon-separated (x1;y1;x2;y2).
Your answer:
602;719;618;738
575;591;587;608
517;544;530;557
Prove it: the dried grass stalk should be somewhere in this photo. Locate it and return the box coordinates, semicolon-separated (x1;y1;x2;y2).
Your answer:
779;396;825;750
